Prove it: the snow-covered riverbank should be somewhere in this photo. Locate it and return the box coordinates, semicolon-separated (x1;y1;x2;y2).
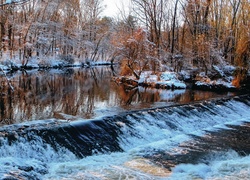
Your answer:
1;57;249;92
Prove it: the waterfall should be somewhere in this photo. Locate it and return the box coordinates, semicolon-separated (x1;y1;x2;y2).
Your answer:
0;95;250;179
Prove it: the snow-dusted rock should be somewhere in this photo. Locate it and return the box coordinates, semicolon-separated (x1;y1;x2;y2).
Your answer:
194;73;236;91
160;72;187;89
138;71;186;89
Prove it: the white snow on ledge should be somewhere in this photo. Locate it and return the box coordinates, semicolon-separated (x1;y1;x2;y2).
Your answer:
195;80;235;89
160;72;187;89
138;71;186;89
195;73;236;89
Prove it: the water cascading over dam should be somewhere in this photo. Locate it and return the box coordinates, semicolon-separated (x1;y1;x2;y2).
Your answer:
0;94;250;179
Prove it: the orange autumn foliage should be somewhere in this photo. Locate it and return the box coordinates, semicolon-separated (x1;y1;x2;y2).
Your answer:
232;35;250;88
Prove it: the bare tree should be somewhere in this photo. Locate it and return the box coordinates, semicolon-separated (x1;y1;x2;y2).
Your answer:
132;0;164;56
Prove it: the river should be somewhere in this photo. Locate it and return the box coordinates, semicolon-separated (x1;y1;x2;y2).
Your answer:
0;67;249;179
0;67;236;125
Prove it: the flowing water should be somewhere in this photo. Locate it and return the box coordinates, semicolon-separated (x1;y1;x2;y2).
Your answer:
0;67;249;179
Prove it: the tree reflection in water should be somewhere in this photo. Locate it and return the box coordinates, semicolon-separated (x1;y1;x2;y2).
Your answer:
0;67;236;125
0;67;118;125
118;85;236;110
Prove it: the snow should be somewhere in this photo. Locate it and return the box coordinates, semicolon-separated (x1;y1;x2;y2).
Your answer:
138;71;186;89
213;65;225;77
0;50;244;91
0;54;113;73
0;64;9;71
138;71;158;83
85;60;113;66
195;72;236;90
160;72;187;89
129;66;239;91
195;79;235;89
178;70;191;80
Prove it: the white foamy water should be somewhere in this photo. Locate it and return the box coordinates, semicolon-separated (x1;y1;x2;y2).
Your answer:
45;150;250;180
170;150;250;180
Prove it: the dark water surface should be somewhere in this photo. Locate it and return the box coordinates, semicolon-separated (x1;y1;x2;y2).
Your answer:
0;67;237;125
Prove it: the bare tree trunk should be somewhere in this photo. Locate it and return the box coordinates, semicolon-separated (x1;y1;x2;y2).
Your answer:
171;0;179;67
223;0;241;63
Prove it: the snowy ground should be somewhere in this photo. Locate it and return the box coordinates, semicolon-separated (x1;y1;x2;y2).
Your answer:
116;67;240;91
0;56;113;72
138;71;186;89
194;65;238;91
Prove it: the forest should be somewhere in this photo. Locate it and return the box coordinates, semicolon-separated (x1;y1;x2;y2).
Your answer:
0;0;249;89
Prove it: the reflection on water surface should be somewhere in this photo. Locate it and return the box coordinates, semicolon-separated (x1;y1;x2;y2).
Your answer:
0;67;236;125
